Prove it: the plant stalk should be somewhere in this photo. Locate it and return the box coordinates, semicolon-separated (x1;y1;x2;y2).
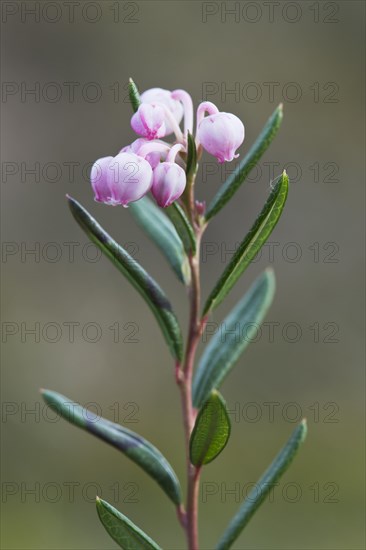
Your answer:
176;186;208;549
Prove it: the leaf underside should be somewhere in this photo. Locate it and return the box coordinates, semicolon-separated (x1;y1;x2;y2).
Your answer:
129;195;191;284
67;195;183;362
216;420;307;549
41;389;182;506
193;269;276;409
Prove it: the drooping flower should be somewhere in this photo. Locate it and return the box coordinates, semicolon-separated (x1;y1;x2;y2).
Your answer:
91;152;153;207
196;101;245;163
131;103;166;140
141;88;183;134
90;156;114;204
151;144;186;207
92;87;246;210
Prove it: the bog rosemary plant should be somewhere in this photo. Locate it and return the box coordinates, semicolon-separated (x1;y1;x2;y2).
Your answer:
41;79;307;550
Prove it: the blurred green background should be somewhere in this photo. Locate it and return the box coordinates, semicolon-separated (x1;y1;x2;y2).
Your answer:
1;1;365;549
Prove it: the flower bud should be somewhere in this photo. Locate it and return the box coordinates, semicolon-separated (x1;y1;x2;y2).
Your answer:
131;103;166;140
151;162;186;208
141;88;183;134
197;111;244;163
91;152;153;207
195;200;206;216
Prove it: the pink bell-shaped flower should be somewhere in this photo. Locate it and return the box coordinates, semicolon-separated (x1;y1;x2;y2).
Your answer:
151;144;186;208
152;163;186;208
141;88;183;135
131;103;166;140
91;152;153;207
197;102;245;163
108;152;153;206
91;156;114;204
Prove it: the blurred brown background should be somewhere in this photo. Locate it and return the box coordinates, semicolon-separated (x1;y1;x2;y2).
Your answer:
1;1;365;549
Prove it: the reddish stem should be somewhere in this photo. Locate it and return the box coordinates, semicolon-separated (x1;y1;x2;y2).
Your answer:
176;206;208;549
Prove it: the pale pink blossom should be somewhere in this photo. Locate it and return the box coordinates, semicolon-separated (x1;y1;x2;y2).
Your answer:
91;152;153;207
196;102;245;163
131;103;166;140
141;88;183;134
151;144;186;207
90;156;114;204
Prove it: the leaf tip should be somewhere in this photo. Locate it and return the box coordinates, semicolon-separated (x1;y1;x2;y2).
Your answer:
300;417;308;437
281;169;289;187
264;266;275;281
276;103;284;123
66;194;77;208
262;267;276;300
40;388;51;400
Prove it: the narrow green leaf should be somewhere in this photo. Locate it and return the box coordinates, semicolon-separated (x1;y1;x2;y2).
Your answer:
96;497;161;550
129;196;191;284
186;131;198;181
216;420;307;550
67;195;183;362
165;201;196;255
206;104;283;220
128;78;141;113
190;391;231;466
41;390;182;506
193;269;275;409
180;132;199;212
203;171;288;315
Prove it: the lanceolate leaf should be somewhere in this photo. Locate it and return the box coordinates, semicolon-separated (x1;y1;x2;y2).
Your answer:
68;196;183;362
181;132;199;211
128;78;141;112
193;270;275;409
206;104;283;220
129;196;191;284
165;201;196;255
216;420;307;550
96;497;161;550
186;131;198;181
41;390;182;506
190;391;231;466
203;171;288;315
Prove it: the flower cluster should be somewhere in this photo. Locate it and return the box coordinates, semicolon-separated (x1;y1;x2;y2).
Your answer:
91;88;245;208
